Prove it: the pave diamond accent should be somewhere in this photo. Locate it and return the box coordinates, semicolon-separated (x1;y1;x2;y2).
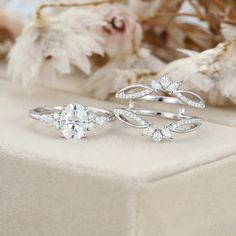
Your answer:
173;91;205;108
116;85;153;100
168;118;203;133
114;109;148;127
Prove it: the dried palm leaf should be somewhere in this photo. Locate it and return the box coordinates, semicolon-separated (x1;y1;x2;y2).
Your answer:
7;8;105;87
160;39;236;106
143;20;222;62
138;0;236;62
83;48;165;99
7;1;119;87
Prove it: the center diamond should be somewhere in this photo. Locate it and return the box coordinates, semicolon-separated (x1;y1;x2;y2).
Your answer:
59;104;91;140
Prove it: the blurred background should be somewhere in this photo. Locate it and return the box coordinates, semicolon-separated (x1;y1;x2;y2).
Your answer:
1;0;236;106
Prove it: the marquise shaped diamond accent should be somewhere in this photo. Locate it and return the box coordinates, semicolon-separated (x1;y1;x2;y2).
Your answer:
150;75;181;93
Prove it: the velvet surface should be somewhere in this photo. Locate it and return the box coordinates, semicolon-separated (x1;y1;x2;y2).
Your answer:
0;72;236;235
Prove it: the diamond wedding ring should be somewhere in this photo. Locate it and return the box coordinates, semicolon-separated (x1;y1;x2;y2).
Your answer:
114;75;205;142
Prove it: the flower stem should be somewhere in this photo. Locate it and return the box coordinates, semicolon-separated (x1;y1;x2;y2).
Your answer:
139;12;236;26
139;12;207;23
36;0;124;20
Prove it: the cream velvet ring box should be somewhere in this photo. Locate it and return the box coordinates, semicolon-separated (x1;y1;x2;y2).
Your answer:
0;73;236;235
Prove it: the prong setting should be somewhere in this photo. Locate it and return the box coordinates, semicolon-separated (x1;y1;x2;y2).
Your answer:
32;103;114;140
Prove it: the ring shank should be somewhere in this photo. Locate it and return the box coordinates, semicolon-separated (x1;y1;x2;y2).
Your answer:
130;108;198;121
29;106;63;120
137;95;183;104
29;106;115;121
132;108;202;133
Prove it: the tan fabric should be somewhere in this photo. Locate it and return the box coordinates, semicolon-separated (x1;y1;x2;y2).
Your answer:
0;153;137;236
138;155;236;236
0;78;236;235
0;79;236;179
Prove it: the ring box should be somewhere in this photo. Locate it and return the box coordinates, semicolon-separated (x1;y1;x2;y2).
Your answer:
0;69;236;236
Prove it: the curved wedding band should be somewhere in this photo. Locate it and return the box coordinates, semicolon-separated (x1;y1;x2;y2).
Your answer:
29;103;115;140
114;75;205;142
116;75;205;109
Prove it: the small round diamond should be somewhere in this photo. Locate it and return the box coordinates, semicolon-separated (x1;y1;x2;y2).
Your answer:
88;111;96;120
152;131;163;142
96;116;106;126
59;104;89;140
87;122;96;130
52;112;60;129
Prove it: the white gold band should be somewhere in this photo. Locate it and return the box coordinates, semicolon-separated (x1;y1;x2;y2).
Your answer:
29;103;115;140
114;75;205;143
116;76;205;109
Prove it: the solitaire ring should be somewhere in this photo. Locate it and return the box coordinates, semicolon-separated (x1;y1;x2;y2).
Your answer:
114;75;205;143
29;103;115;140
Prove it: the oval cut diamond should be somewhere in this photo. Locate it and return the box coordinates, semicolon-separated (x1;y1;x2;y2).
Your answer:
59;104;89;140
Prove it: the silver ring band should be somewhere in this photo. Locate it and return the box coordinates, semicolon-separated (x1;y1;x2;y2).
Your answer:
116;77;205;109
29;106;114;122
29;103;115;140
114;75;205;142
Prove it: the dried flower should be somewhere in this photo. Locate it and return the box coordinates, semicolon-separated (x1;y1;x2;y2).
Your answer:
7;8;105;86
0;10;22;59
136;0;236;62
84;48;165;99
94;3;143;57
129;0;184;19
161;39;236;106
221;23;236;41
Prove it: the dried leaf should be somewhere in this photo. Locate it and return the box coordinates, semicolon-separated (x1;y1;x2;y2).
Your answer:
83;48;165;99
7;8;105;86
161;39;236;106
